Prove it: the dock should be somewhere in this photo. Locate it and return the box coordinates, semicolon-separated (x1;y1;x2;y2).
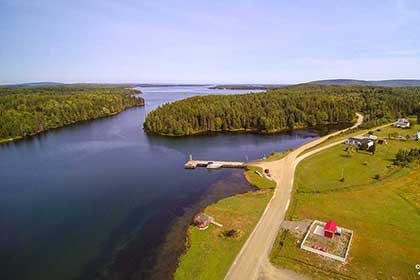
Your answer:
184;160;245;169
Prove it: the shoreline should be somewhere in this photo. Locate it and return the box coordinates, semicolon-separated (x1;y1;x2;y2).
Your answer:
145;121;352;138
173;160;284;280
150;169;258;280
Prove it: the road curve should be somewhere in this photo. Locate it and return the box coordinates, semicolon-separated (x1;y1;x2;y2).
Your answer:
224;113;364;280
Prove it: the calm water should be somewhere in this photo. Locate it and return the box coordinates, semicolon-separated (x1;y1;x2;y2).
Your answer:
0;86;336;280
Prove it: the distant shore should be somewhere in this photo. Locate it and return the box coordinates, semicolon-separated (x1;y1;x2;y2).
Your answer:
0;103;144;145
209;84;286;90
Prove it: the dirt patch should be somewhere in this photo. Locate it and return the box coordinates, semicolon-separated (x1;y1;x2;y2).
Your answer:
280;220;312;237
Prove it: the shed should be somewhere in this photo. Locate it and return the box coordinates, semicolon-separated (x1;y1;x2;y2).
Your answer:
193;213;211;230
378;139;388;145
324;220;337;238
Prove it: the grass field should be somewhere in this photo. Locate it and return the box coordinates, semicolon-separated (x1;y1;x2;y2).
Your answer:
174;167;274;280
270;120;420;279
244;166;276;189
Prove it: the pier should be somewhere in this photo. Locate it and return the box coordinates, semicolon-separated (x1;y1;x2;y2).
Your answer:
184;160;245;169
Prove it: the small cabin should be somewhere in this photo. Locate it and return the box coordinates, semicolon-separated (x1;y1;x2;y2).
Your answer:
193;213;211;230
324;220;337;238
394;118;410;128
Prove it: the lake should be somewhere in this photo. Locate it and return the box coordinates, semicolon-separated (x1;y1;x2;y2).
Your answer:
0;86;342;280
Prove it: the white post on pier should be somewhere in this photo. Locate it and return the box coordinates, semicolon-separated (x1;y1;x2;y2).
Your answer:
189;154;193;161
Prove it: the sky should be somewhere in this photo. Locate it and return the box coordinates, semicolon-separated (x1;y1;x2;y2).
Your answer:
1;0;420;84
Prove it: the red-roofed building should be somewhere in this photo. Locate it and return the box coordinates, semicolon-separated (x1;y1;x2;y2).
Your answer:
324;220;337;238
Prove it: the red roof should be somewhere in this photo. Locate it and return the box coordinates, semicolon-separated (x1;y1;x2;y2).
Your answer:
324;220;337;232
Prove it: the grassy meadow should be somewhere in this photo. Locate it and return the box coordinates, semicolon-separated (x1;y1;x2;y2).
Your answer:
271;119;420;279
174;167;275;280
244;166;276;189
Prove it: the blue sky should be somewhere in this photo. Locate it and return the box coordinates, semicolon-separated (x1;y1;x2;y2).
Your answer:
1;0;419;84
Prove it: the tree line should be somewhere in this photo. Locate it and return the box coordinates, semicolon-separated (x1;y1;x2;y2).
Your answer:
144;85;420;136
0;85;144;140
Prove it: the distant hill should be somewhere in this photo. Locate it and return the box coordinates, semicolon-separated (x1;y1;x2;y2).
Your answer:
13;82;64;87
1;82;144;89
308;79;420;87
210;84;288;90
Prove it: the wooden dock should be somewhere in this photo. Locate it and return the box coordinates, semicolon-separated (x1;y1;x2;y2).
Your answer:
184;160;245;169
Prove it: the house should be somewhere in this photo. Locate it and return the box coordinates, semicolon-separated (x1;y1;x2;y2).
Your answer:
394;118;410;128
324;220;337;238
344;137;374;148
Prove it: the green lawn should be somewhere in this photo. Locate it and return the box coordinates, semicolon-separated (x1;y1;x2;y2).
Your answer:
271;122;420;280
294;140;412;195
175;189;272;280
174;166;274;280
244;166;276;189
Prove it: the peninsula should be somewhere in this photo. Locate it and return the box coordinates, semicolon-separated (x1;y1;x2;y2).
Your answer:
0;84;144;143
144;84;420;136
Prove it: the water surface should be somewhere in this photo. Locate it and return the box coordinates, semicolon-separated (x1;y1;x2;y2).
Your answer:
0;86;335;280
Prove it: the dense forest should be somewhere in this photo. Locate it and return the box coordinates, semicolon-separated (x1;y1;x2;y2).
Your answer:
144;85;420;136
0;85;144;141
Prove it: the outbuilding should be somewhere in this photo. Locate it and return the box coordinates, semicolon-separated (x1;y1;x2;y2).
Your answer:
324;220;337;238
193;213;211;230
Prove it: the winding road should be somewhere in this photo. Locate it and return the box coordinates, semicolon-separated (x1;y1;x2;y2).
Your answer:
224;113;365;280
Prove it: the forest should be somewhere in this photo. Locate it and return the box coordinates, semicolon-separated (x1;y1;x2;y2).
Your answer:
144;85;420;136
0;85;144;141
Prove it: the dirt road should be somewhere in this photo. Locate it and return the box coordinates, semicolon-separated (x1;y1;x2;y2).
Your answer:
224;113;365;280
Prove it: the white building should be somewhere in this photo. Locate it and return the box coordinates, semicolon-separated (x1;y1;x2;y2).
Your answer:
394;118;410;128
344;137;374;148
